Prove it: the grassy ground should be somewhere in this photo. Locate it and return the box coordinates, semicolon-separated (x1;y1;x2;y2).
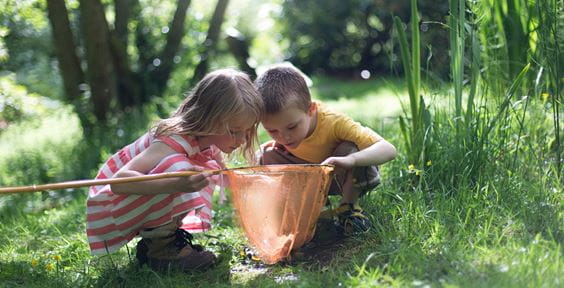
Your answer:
0;77;561;287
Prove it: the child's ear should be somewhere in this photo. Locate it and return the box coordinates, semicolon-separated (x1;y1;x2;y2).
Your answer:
307;102;317;116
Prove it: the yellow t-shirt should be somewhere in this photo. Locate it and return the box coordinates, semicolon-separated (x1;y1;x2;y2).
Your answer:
286;102;383;163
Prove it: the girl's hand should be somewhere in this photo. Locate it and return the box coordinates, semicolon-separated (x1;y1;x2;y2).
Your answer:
321;156;356;169
173;167;211;192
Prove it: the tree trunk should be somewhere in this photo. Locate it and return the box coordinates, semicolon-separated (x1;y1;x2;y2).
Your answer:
79;0;117;121
151;0;191;96
225;29;256;79
114;0;132;46
109;30;142;108
112;0;141;108
134;1;157;102
46;0;85;103
47;0;202;122
192;0;230;84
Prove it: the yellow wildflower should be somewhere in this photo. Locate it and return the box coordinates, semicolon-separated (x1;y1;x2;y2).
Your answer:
408;164;415;171
415;170;422;176
53;255;62;261
426;160;432;166
46;263;54;271
541;93;549;102
31;259;38;267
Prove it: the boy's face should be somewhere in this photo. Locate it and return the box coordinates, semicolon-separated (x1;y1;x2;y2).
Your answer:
262;102;317;149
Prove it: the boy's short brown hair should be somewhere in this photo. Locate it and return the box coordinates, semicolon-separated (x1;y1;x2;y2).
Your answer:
255;65;311;113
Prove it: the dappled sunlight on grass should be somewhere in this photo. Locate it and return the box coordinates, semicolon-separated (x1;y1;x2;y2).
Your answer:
324;93;404;125
0;109;83;187
0;107;81;159
311;77;408;121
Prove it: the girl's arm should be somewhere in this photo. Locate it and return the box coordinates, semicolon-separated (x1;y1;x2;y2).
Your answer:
321;139;397;169
111;142;211;195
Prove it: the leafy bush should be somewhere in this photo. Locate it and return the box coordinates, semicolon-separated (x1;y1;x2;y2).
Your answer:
0;75;61;131
280;0;450;78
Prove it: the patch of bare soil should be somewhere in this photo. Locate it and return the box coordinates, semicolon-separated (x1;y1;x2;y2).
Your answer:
234;219;347;269
291;238;346;266
286;218;347;266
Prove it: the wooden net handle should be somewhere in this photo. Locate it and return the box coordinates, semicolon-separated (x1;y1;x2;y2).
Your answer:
0;169;222;194
0;164;333;194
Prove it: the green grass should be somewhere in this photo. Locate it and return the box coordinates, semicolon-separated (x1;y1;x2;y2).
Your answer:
0;76;562;287
311;76;407;124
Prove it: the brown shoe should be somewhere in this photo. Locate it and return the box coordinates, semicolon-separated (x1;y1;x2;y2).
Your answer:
136;229;216;272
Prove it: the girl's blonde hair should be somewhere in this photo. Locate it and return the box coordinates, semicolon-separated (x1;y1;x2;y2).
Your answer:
154;69;264;162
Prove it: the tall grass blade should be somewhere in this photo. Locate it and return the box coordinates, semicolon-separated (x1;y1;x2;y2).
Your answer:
393;0;425;167
410;0;420;102
483;63;530;139
394;16;418;123
534;0;561;176
466;3;481;125
449;0;465;131
399;116;411;153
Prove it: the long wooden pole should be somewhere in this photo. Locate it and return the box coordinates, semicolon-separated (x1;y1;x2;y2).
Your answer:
0;164;332;195
0;169;222;194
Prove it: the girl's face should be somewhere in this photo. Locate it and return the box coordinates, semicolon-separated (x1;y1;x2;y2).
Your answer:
199;116;256;153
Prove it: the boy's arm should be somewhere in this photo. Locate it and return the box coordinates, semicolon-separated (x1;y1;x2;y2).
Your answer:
321;139;397;169
326;113;397;168
111;142;211;195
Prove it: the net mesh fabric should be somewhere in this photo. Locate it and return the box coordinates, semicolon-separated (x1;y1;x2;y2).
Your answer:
226;164;334;264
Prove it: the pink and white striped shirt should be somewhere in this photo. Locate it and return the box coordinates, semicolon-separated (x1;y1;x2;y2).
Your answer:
86;133;223;255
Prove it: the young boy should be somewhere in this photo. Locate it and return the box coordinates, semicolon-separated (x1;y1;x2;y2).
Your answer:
255;65;397;236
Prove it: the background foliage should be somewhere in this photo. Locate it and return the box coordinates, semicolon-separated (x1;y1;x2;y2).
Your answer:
0;0;562;287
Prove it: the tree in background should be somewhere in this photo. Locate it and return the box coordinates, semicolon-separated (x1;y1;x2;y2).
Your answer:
191;0;229;85
44;0;230;129
280;0;450;78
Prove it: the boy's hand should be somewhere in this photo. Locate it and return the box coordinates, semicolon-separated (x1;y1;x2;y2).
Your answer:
321;156;356;169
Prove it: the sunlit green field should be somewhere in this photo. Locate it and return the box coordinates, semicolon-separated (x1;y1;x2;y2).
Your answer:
0;75;561;287
1;0;562;286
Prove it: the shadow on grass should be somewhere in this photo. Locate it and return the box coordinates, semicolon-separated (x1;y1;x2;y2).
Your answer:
503;180;563;242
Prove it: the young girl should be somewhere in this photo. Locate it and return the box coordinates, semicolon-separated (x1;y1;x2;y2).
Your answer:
86;69;264;272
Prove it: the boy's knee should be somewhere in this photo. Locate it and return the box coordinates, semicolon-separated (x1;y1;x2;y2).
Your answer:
328;168;352;195
353;165;380;193
330;141;381;196
332;141;359;157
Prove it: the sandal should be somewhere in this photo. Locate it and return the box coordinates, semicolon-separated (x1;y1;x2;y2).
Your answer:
318;203;372;237
335;203;372;236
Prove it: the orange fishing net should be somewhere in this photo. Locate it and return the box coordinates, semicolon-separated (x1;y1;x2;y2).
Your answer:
226;164;334;264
